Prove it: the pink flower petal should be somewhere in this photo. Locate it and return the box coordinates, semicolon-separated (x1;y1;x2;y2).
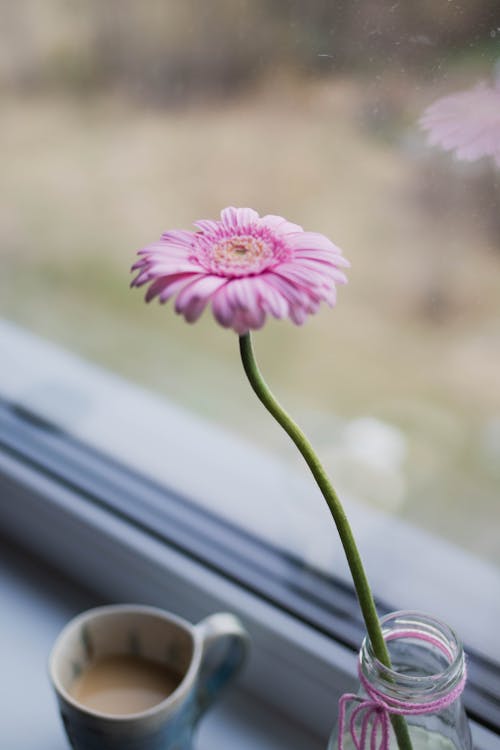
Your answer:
226;278;260;316
160;230;197;248
289;306;308;325
174;275;228;322
421;83;500;166
253;278;289;319
286;231;338;252
193;219;221;234
263;273;310;307
212;285;235;328
145;273;201;303
273;263;334;291
294;249;350;267
292;258;349;285
220;206;260;232
231;309;250;335
211;278;266;333
146;261;204;276
130;270;151;288
259;214;303;235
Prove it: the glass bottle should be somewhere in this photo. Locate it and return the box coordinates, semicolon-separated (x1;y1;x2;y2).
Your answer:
329;611;472;750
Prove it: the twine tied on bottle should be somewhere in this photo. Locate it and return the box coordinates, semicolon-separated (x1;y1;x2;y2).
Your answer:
338;630;467;750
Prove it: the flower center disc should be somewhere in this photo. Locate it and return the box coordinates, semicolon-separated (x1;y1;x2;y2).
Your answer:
209;235;276;276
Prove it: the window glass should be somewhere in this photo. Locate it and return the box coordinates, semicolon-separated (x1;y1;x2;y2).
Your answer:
2;2;499;575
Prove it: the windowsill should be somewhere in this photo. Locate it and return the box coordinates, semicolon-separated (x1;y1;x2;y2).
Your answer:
1;319;499;748
1;536;322;750
2;526;498;750
1;318;499;662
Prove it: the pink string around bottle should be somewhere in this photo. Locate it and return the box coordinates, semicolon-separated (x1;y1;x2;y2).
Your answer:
337;629;466;750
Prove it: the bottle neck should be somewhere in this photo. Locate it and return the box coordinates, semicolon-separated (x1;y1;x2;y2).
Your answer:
360;611;466;705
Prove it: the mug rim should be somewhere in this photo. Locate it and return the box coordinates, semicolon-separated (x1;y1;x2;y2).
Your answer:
49;603;203;723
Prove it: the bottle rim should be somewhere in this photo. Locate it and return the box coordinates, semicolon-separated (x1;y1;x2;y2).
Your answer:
360;610;465;702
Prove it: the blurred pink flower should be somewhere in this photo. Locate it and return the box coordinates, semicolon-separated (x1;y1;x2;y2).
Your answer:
131;207;349;334
420;82;500;167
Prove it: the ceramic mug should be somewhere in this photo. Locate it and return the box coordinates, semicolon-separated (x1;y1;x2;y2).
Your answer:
49;604;249;750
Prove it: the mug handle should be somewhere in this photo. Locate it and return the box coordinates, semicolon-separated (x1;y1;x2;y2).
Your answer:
193;612;249;718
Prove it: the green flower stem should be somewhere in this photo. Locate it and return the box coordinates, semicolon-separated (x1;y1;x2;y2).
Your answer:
239;333;412;750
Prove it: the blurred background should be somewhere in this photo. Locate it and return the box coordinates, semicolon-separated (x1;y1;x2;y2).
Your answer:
1;1;499;566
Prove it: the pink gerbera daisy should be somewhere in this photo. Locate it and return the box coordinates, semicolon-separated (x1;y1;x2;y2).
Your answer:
420;82;500;167
131;207;349;334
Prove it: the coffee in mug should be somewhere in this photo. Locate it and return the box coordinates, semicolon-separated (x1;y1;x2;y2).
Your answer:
69;653;182;715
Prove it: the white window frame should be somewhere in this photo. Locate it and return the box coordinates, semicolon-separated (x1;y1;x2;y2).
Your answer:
0;319;499;748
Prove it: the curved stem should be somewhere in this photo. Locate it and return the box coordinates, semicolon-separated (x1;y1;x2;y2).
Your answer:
239;333;412;750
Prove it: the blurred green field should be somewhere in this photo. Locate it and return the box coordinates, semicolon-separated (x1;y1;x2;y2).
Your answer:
2;71;499;565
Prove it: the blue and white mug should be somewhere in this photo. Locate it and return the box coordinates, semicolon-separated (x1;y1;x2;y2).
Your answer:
49;604;249;750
